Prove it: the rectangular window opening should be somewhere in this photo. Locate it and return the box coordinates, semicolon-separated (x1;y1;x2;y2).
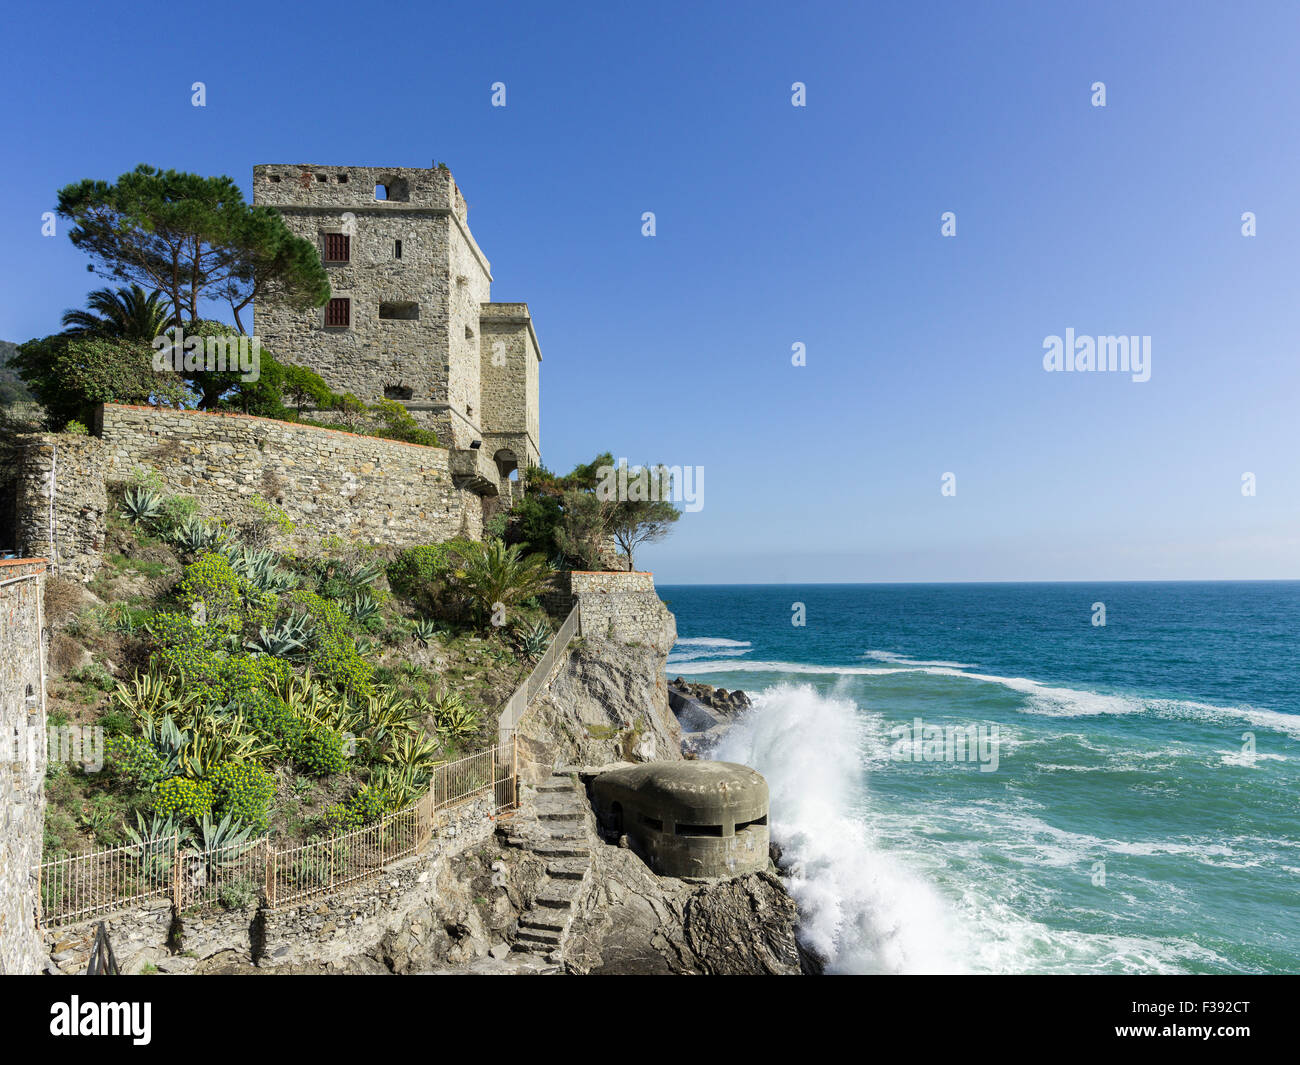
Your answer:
378;301;419;321
325;297;351;328
734;815;768;832
638;813;663;832
324;233;351;263
675;823;724;837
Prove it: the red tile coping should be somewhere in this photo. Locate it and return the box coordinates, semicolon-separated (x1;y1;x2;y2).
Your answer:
102;404;448;453
0;558;47;570
568;570;653;576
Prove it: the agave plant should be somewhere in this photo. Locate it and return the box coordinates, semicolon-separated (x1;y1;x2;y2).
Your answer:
368;763;429;809
353;635;379;657
411;617;441;647
195;812;259;855
125;812;193;877
312;557;385;599
120;485;163;526
378;729;442;772
515;620;551;662
170;515;225;554
423;687;481;744
113;671;196;726
223;544;298;593
245;610;314;658
344;591;381;625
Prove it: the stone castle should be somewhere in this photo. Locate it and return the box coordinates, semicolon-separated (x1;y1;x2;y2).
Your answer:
5;162;549;578
252;162;541;485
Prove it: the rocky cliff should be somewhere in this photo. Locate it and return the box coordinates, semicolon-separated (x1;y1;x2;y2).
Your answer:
516;593;680;772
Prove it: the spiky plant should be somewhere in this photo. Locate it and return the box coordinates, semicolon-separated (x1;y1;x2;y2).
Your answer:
170;515;225;554
412;617;441;647
424;687;481;744
345;591;381;625
516;620;552;663
447;540;553;628
245;610;314;658
120;485;163;526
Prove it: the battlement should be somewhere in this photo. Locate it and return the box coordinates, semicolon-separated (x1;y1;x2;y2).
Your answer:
252;162;468;221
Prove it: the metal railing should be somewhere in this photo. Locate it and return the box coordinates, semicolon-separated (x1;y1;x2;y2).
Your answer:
497;602;582;744
36;741;517;927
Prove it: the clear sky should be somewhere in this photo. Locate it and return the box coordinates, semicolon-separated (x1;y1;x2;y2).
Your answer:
3;1;1298;583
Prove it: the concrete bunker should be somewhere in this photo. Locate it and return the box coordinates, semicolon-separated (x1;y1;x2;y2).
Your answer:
592;762;769;879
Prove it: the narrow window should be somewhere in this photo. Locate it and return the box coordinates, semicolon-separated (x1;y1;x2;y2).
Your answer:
734;815;768;832
638;813;664;832
269;173;282;184
323;233;350;263
378;301;419;321
325;297;351;328
374;184;388;201
315;173;327;183
384;384;413;400
337;173;348;183
675;823;724;837
394;239;402;259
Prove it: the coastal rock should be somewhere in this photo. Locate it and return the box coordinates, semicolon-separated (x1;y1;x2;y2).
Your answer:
564;840;804;975
670;679;752;716
518;599;680;772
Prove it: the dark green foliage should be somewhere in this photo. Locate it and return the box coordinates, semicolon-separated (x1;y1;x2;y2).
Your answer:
56;164;328;330
11;333;188;430
61;284;173;339
208;762;276;832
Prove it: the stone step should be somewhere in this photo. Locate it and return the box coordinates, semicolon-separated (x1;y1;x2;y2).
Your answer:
512;940;553;955
516;927;562;946
537;782;575;793
535;842;587;858
546;860;589;881
520;913;567;933
537;809;583;822
535;883;579;909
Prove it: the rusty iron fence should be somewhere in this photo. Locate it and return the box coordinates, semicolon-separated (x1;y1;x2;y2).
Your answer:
36;740;517;928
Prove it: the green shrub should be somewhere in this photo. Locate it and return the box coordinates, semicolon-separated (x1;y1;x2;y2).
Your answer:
178;552;243;626
208;762;276;832
387;542;468;595
108;734;169;790
323;784;389;832
296;726;349;777
235;688;305;752
153;776;214;820
289;589;373;697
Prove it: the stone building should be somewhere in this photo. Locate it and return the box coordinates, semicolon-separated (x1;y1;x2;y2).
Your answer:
592;762;770;879
252;162;541;491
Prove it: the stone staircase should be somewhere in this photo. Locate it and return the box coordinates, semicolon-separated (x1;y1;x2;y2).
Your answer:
500;772;593;960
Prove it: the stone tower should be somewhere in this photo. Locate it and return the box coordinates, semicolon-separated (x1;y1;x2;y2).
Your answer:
251;162;541;490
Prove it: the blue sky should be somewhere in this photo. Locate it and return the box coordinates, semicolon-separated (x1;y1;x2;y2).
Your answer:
3;0;1299;583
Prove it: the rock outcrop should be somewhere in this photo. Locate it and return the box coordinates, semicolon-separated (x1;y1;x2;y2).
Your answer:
518;595;679;772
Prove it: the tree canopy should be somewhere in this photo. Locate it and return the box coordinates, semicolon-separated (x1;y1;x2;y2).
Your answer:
56;165;329;331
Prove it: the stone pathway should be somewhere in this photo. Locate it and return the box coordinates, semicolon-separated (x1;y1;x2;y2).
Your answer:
500;772;593;961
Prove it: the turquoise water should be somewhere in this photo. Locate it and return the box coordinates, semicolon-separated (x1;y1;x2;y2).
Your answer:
661;583;1300;974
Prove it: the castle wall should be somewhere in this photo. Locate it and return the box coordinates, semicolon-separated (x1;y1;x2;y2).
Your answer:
96;405;483;548
13;407;490;578
15;435;107;583
0;559;47;974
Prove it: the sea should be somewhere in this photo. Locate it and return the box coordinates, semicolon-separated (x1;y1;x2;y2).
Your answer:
660;582;1300;975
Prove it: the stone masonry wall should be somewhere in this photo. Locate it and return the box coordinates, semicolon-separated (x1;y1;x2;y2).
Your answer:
0;559;47;974
14;436;107;582
97;404;484;550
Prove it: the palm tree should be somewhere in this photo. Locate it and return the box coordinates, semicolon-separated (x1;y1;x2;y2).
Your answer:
448;541;554;627
61;285;175;340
